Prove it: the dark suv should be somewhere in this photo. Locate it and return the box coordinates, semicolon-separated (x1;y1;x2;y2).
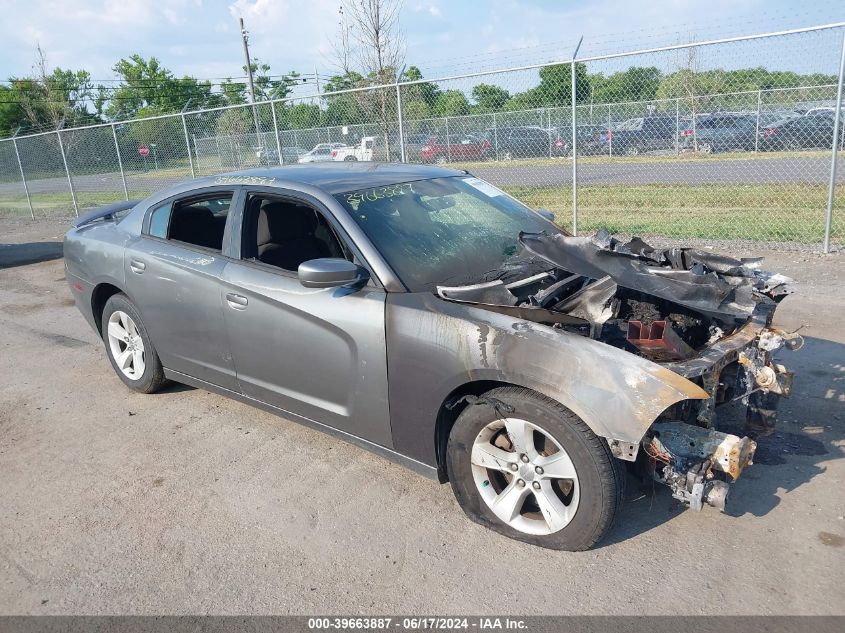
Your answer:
485;126;567;160
681;114;758;153
599;116;677;156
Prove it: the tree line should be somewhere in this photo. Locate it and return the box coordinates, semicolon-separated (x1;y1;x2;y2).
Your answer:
2;49;835;140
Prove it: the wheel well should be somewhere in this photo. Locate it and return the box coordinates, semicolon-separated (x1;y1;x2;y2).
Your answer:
91;283;123;334
434;379;513;482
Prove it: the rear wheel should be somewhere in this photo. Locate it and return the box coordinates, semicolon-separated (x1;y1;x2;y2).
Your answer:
446;386;624;550
624;144;640;156
101;294;167;393
698;142;713;154
435;155;447;165
344;155;358;161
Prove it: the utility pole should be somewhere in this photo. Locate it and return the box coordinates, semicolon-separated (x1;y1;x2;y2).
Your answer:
240;16;262;149
240;17;257;105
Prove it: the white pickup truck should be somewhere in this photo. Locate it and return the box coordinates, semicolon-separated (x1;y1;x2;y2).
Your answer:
331;136;377;161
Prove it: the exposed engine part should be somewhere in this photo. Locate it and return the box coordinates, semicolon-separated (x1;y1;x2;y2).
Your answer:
626;320;695;361
643;421;756;512
661;465;731;512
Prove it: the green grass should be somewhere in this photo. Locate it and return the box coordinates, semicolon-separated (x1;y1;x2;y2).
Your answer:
506;183;844;243
0;190;154;219
1;175;841;246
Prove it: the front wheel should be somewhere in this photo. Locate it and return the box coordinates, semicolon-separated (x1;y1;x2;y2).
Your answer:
624;144;640;156
446;386;624;550
344;155;358;161
101;293;167;393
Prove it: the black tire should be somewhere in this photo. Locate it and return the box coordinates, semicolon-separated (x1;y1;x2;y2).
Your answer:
624;144;640;156
344;155;358;161
446;386;624;551
101;293;167;394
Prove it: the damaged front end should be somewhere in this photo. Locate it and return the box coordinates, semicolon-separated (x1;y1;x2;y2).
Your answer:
437;229;801;513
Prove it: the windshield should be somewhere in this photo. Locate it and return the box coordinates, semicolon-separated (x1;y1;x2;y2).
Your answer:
334;176;559;291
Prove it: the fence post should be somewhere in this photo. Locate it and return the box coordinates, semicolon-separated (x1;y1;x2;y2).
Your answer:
493;112;499;161
823;29;845;253
675;98;680;155
445;117;451;163
607;103;612;158
270;102;284;166
754;89;763;153
56;130;79;217
396;82;406;163
548;109;553;158
11;137;34;219
571;36;583;236
111;124;129;201
181;114;196;178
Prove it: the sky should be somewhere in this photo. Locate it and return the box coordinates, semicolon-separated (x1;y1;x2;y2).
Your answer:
0;0;843;96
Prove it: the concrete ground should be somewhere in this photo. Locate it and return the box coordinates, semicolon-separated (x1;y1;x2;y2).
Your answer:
1;218;843;615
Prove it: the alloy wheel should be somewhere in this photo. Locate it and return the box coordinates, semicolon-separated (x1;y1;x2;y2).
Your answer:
471;417;580;535
107;310;145;380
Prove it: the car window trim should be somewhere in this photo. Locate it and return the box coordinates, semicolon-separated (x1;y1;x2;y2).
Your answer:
232;187;385;290
140;186;243;257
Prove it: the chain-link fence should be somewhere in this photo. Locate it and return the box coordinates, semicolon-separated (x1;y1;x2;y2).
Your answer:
1;22;843;251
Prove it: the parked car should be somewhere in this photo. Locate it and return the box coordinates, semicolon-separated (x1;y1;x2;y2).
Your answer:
681;114;758;153
331;136;378;161
397;132;431;162
256;146;307;165
759;114;844;151
298;143;347;163
65;163;797;550
420;134;490;163
484;126;567;160
598;116;677;155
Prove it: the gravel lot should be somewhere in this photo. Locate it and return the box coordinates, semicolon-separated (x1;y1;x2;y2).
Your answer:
1;218;844;615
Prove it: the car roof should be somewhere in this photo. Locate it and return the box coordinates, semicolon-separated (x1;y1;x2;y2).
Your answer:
165;163;466;197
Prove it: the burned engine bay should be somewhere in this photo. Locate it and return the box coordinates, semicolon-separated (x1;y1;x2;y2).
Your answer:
436;229;802;513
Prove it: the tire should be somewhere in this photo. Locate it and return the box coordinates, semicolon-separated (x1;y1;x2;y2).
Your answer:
447;386;624;551
344;155;358;161
101;293;167;394
435;155;447;165
624;144;640;156
698;142;713;154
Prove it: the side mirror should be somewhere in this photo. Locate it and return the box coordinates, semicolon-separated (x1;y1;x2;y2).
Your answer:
536;208;555;222
298;258;369;289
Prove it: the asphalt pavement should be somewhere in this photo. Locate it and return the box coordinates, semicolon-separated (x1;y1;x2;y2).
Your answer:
0;220;843;615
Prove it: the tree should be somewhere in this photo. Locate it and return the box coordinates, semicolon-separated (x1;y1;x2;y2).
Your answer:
434;90;470;117
590;66;662;104
106;55;215;119
471;84;510;112
334;0;405;158
7;45;98;134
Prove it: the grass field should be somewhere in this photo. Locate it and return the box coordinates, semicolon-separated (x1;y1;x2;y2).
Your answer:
1;177;841;247
506;183;843;243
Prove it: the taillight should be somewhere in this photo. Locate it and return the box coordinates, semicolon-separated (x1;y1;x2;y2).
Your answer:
681;129;693;137
607;131;612;140
764;128;777;136
331;150;337;157
482;139;491;149
555;137;563;147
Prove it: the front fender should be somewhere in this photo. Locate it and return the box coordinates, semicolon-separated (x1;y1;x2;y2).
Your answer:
386;293;707;467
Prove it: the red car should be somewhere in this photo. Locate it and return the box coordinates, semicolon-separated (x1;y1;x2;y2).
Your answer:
421;134;490;163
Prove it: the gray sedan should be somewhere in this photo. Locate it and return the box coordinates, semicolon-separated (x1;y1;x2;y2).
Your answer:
64;163;797;550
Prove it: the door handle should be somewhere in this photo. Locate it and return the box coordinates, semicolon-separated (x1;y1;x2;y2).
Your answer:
129;259;146;274
226;293;248;309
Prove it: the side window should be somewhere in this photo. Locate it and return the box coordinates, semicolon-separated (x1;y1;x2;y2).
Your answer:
242;195;351;273
165;193;233;251
149;202;171;238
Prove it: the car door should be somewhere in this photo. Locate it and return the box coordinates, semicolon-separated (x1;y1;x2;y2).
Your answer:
219;188;392;446
123;186;242;391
